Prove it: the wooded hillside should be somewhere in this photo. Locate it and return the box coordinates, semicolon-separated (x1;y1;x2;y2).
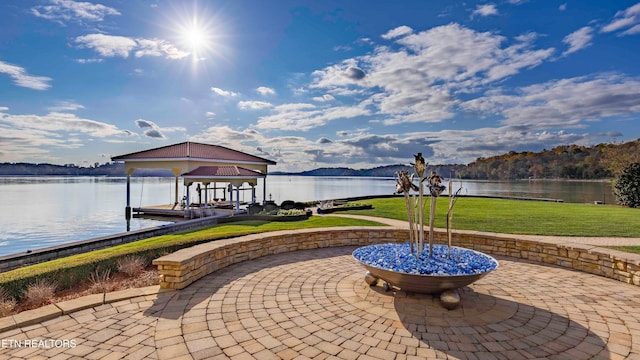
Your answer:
457;139;640;180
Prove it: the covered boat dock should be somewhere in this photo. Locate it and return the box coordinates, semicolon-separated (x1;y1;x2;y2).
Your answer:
111;141;277;219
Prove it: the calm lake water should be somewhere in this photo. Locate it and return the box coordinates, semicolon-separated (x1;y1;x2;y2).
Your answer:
0;175;614;257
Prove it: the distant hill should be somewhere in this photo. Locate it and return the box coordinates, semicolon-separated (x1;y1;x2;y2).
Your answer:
0;162;172;177
458;139;640;180
272;164;463;178
2;139;638;180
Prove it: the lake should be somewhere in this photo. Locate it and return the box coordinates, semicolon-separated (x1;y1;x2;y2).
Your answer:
0;175;615;257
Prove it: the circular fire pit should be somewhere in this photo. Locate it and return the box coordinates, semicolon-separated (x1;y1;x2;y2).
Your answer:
353;243;498;296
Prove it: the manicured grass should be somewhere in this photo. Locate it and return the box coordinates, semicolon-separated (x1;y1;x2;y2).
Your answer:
609;246;640;255
341;196;640;237
94;216;383;257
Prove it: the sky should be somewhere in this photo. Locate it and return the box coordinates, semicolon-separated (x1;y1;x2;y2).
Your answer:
1;0;640;172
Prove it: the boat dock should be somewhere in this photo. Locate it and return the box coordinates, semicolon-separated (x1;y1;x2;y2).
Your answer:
133;203;244;219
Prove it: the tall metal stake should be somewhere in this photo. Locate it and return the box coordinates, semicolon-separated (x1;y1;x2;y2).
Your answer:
447;181;453;257
412;153;427;255
446;179;462;257
405;191;415;253
428;193;436;258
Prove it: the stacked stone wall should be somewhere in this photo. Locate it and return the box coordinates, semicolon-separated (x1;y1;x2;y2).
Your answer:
153;227;640;290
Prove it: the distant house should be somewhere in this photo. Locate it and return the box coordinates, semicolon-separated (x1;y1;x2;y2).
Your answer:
111;141;277;216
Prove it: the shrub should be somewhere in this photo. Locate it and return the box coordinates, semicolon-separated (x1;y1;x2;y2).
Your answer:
24;279;56;307
89;266;113;293
0;288;16;317
117;256;146;277
0;248;169;301
613;163;640;208
341;202;372;208
276;209;307;216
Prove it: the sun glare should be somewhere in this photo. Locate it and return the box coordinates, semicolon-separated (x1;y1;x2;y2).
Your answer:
164;3;229;69
183;25;207;52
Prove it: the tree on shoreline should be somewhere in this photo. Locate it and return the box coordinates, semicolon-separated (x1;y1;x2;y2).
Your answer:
613;163;640;208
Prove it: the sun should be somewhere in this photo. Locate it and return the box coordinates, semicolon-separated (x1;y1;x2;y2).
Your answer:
183;24;207;52
164;3;228;67
175;15;218;62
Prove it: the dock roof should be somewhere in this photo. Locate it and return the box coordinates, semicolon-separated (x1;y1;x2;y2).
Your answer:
181;165;266;179
111;141;276;165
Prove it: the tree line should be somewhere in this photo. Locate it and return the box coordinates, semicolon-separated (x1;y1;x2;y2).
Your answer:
1;138;639;180
0;162;171;177
456;139;640;180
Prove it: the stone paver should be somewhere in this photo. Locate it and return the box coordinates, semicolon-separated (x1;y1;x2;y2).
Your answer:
2;245;640;359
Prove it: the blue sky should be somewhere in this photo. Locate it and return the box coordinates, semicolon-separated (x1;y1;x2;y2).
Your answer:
1;0;640;172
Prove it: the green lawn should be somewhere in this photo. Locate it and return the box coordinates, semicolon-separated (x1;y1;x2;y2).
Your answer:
341;196;640;237
609;246;640;255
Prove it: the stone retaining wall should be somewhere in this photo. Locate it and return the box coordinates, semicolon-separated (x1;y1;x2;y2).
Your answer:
153;226;640;290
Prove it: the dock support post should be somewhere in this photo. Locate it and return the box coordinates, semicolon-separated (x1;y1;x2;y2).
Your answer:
171;168;181;209
184;183;191;218
125;172;132;220
263;178;267;205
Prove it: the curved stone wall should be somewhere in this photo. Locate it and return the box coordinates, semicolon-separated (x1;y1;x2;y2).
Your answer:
153;226;640;290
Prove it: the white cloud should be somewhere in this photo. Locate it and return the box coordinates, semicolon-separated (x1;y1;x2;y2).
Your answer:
310;23;553;126
31;0;120;24
256;102;370;131
404;127;588;164
74;34;137;58
211;87;239;97
559;3;567;11
623;24;640;35
333;45;352;52
238;101;273;110
0;60;52;90
256;86;275;95
462;74;640;129
602;2;640;35
381;26;413;40
135;38;189;59
0;112;130;138
472;4;499;17
312;94;335;102
75;58;103;64
205;111;216;118
562;26;593;56
74;34;188;59
135;119;186;139
189;120;602;171
0;107;8;111
48;100;85;112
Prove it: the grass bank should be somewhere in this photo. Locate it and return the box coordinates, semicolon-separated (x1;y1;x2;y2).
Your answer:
342;196;640;237
0;216;384;300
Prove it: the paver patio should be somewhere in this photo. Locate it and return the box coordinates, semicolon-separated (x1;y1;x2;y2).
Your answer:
1;244;640;359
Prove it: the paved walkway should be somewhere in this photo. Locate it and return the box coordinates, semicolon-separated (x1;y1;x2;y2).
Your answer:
1;245;640;359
